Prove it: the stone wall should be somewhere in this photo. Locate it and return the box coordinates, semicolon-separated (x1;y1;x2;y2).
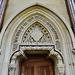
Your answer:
3;0;71;27
0;0;75;75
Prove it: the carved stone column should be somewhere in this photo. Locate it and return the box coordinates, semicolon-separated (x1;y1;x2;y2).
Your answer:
0;0;8;31
57;64;65;75
57;55;65;75
8;59;16;75
66;0;75;34
8;50;27;75
48;49;65;75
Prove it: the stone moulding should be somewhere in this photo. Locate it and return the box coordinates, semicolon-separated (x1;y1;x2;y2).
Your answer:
0;3;74;75
8;43;65;75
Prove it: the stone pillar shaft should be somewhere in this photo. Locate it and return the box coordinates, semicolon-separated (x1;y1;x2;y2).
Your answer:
66;0;75;34
0;0;7;31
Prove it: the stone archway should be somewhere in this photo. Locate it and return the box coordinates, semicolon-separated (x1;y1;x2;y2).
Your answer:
0;3;75;75
9;43;65;75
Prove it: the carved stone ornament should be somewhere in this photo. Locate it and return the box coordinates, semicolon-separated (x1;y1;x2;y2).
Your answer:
31;26;43;41
9;65;16;75
9;43;65;75
12;15;61;51
21;22;52;43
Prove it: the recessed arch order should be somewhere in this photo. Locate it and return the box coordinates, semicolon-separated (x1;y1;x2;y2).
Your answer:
1;3;75;50
1;3;75;75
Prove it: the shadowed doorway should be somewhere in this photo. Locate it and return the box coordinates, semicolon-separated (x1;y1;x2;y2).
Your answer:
19;55;55;75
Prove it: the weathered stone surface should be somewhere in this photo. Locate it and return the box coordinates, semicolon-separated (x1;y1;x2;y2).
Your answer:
31;26;43;41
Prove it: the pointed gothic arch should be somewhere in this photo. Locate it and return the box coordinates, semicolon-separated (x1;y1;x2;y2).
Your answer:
0;3;75;75
0;3;75;49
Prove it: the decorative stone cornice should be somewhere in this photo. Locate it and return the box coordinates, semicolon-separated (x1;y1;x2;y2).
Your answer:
20;45;54;51
20;42;54;51
21;42;53;45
